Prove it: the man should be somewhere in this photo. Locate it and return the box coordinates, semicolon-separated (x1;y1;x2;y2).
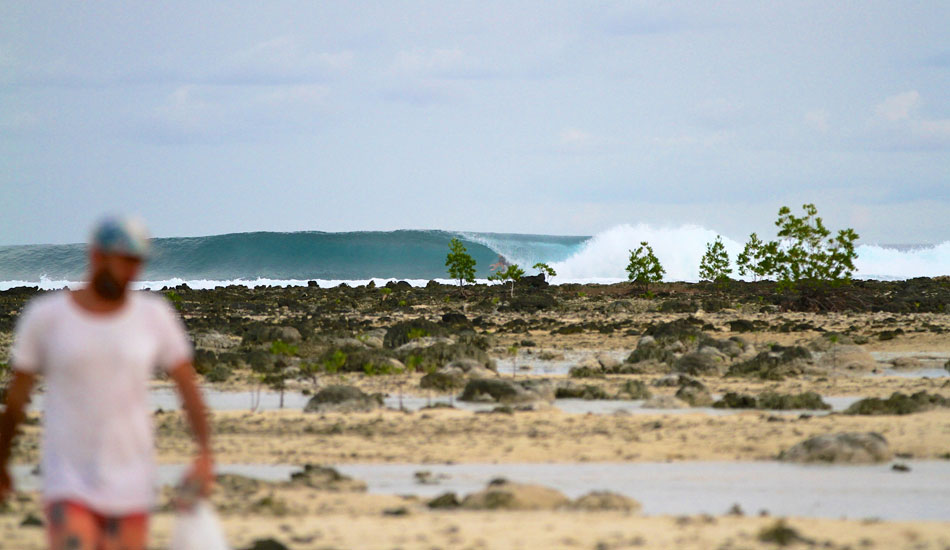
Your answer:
0;216;214;550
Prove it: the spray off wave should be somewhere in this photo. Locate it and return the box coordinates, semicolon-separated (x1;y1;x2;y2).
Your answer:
0;226;945;290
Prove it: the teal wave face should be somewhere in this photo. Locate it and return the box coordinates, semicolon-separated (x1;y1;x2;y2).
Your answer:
0;230;590;282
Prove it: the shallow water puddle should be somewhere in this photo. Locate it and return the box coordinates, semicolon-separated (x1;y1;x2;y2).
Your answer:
14;461;948;521
334;461;950;521
26;388;861;415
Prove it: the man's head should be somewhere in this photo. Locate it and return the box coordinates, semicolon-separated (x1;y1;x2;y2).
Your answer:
88;216;150;301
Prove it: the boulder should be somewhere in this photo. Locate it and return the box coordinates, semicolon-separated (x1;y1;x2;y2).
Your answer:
675;385;714;407
844;391;950;415
595;353;622;370
555;383;612;400
673;347;727;375
244;539;289;550
890;356;923;370
384;319;447;348
652;374;706;389
358;329;387;349
304;385;383;413
194;331;239;351
461;480;570;510
827;345;878;372
571;491;641;512
725;346;812;380
420;370;466;391
618;380;652;399
779;432;892;464
288;464;367;492
459;379;556;404
641;395;688;409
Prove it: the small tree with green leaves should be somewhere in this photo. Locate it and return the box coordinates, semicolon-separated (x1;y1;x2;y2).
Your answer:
736;232;778;282
771;204;859;291
489;264;525;298
533;262;557;279
626;241;665;290
699;236;732;283
265;339;298;408
445;238;477;289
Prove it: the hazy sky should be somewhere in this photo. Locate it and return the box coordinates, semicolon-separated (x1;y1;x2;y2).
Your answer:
2;2;948;246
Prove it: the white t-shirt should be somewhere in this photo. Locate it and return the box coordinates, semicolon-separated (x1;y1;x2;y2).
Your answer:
10;290;192;515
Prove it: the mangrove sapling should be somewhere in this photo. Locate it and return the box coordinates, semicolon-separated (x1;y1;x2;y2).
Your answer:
626;242;665;291
772;204;859;291
267;339;299;408
736;233;777;282
489;264;525;298
699;236;732;284
445;238;477;290
533;262;557;279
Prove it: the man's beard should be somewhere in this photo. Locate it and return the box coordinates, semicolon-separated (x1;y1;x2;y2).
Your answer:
91;269;126;301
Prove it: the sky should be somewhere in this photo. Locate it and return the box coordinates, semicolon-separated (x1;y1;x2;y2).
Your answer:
1;2;948;246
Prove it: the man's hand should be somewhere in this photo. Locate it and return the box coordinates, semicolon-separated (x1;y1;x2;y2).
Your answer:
168;360;214;506
0;370;35;506
0;467;12;504
188;449;214;497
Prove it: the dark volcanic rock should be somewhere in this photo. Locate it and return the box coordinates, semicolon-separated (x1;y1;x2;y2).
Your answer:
675;385;714;407
779;432;892;463
713;391;830;410
619;379;652;399
555;383;611;400
303;385;383;413
384;318;447;348
460;378;555;404
725;346;812;380
844;391;950;415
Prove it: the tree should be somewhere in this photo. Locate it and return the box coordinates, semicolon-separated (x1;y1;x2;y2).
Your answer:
699;236;732;283
626;242;664;289
265;339;298;408
533;262;557;278
771;204;859;291
489;263;525;298
445;238;476;289
736;232;777;282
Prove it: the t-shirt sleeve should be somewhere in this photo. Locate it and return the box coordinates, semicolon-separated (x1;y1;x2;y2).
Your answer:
152;298;193;373
9;298;48;375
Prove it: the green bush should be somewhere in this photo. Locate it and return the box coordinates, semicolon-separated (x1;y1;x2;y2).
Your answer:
532;262;557;278
488;264;525;298
626;241;664;289
445;238;477;288
699;236;732;283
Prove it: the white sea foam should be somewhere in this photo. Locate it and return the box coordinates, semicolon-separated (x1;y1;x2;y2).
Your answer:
546;224;949;283
1;225;946;290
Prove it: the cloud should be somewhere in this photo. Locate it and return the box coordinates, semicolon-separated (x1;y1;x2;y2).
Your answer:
387;48;495;80
804;110;830;133
874;91;919;122
559;127;595;147
870;91;950;149
215;36;353;85
142;83;330;143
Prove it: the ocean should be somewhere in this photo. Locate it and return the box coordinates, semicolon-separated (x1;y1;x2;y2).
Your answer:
0;225;946;291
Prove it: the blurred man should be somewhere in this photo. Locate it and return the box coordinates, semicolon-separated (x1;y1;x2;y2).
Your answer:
0;217;213;550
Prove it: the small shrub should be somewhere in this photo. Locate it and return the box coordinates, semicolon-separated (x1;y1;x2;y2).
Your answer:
626;242;664;289
699;236;732;283
445;238;477;288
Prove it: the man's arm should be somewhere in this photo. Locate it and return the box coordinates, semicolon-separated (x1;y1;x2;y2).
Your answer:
0;370;35;501
167;360;214;496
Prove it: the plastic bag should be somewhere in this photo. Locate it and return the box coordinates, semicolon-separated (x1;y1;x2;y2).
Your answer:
170;500;230;550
